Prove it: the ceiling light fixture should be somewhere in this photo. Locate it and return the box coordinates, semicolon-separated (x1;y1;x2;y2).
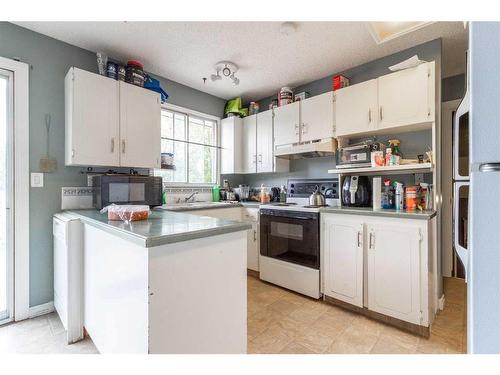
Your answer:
367;22;435;44
210;61;240;85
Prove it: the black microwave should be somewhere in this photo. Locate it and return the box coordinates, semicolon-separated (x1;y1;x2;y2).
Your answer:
92;175;163;209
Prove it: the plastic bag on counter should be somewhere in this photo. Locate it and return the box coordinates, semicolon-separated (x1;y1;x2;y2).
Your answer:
100;204;151;222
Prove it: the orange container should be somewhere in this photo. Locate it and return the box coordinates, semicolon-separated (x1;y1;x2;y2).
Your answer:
405;186;418;211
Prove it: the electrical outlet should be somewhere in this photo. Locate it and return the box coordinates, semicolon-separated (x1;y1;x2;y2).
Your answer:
414;173;424;185
31;172;44;187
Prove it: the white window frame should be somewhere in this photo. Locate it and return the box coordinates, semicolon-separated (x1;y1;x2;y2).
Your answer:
0;57;29;323
159;103;221;187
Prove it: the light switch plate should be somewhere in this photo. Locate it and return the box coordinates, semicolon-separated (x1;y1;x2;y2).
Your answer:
31;172;44;187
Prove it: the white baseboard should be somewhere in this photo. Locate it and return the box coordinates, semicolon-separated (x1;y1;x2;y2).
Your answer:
438;294;446;311
28;301;55;318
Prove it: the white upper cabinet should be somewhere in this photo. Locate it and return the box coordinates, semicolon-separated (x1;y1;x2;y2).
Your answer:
333;62;435;137
273;101;300;146
119;82;161;169
334;79;378;137
300;91;335;142
256;110;274;173
65;67;120;166
377;62;434;131
322;214;364;308
242;114;257;173
65;67;161;168
220;117;244;174
366;221;422;325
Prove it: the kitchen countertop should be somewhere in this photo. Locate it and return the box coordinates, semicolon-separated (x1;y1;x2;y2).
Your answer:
320;206;436;220
66;209;251;248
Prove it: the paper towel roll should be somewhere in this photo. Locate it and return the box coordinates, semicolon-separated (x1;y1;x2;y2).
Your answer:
373;177;382;210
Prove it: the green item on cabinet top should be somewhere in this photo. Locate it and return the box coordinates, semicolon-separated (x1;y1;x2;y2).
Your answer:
224;97;242;115
239;108;249;117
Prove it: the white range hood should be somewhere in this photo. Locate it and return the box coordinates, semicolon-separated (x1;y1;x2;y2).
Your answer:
274;138;337;160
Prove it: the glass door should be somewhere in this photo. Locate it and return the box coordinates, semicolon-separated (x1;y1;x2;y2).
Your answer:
260;210;320;269
0;68;13;323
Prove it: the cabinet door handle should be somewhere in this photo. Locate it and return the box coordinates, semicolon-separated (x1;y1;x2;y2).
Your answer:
368;109;372;123
252;154;257;164
253;230;257;242
302;123;307;134
379;107;383;121
121;140;126;153
111;138;115;152
357;231;362;247
258;154;263;163
294;124;299;135
369;232;375;249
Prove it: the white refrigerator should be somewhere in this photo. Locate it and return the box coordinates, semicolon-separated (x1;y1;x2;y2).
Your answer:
466;22;500;354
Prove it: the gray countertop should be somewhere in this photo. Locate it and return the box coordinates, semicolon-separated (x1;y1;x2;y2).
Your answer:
66;209;251;248
320;206;436;220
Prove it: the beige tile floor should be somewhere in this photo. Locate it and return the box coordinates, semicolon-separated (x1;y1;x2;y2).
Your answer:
0;313;98;354
0;276;466;354
247;276;467;354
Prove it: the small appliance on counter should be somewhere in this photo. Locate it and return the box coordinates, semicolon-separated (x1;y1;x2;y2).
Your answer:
92;174;162;209
336;141;386;169
341;175;371;207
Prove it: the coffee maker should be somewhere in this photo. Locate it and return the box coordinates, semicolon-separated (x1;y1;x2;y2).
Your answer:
341;175;371;207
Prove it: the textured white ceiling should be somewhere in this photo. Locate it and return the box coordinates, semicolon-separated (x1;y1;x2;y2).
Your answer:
15;21;467;100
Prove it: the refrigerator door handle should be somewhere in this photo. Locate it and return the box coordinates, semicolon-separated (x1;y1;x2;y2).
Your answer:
453;181;469;276
453;88;470;181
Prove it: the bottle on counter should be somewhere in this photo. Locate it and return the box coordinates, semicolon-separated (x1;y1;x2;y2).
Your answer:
395;182;404;210
279;185;287;203
260;184;271;204
212;185;221;202
381;178;395;209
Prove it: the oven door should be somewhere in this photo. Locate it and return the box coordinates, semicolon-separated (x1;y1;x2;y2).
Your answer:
260;209;319;269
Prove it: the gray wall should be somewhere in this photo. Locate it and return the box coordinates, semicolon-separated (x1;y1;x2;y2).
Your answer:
442;74;465;102
224;39;442;189
0;22;226;306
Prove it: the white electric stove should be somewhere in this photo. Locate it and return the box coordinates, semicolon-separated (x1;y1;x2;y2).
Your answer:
258;178;340;299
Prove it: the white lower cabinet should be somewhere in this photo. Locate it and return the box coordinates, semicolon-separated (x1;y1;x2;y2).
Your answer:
322;215;364;307
242;208;260;272
321;213;434;327
366;221;422;325
184;206;260;272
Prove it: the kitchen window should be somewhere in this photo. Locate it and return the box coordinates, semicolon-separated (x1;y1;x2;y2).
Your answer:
155;106;219;184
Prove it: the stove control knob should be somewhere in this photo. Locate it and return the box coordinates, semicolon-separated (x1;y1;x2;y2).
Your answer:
290;189;294;194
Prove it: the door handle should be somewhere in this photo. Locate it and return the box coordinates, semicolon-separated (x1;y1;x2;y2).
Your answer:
453;182;469;273
122;140;126;153
111;138;115;152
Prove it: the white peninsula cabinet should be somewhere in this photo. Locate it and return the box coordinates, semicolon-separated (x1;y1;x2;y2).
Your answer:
65;67;161;168
321;212;437;331
334;61;435;137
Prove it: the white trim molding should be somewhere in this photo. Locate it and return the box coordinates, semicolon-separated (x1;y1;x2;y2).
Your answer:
0;56;30;321
29;301;55;319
